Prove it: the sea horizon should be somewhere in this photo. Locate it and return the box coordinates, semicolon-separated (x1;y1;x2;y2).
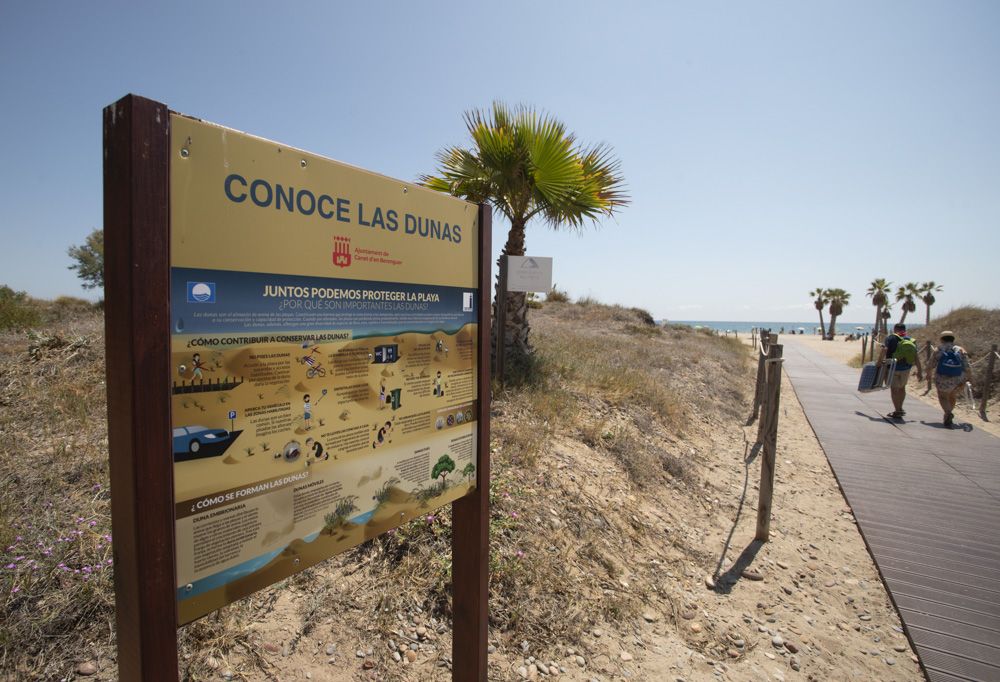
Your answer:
666;320;921;334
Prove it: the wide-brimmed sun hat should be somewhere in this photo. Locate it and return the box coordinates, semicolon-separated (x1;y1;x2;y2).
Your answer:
940;330;955;340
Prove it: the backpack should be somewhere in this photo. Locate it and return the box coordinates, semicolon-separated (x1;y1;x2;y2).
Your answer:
937;348;964;377
892;335;918;365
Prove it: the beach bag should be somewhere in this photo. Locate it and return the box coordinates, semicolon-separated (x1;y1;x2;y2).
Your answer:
937;348;964;377
858;362;881;392
892;336;918;365
858;361;894;392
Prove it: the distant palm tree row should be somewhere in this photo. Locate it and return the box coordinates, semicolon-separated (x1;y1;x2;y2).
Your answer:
809;288;851;339
809;281;942;340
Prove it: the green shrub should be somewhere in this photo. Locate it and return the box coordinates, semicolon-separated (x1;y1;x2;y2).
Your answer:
0;285;40;330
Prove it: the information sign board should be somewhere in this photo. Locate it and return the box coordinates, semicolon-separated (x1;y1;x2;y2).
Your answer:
505;255;553;293
166;114;482;623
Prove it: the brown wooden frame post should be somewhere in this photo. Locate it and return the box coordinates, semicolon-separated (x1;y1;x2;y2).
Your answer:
452;203;492;681
980;344;997;421
104;94;179;680
755;342;784;542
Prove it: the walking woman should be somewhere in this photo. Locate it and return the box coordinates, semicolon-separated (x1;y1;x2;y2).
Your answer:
928;331;974;428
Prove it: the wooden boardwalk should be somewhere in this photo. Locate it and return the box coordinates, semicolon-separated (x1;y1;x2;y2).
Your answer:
780;338;1000;682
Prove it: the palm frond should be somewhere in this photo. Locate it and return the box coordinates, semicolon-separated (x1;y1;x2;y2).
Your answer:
420;101;629;236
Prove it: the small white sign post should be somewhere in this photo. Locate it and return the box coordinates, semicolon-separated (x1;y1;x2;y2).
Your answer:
505;256;553;293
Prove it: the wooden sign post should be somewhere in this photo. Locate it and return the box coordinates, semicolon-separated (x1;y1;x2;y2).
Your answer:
105;94;491;680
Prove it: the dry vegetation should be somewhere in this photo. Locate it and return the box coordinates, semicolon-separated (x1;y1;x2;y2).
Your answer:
0;298;753;680
911;306;1000;396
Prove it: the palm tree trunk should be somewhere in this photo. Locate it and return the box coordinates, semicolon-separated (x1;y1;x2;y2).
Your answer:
925;305;931;327
818;309;826;338
828;315;838;338
900;309;908;325
492;221;530;368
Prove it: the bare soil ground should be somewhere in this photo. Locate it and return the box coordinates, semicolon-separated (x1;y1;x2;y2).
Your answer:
1;303;924;681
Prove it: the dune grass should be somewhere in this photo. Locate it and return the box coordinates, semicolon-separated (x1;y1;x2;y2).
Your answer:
0;297;753;678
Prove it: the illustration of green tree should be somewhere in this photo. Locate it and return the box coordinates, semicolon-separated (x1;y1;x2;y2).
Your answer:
432;454;456;485
462;462;476;482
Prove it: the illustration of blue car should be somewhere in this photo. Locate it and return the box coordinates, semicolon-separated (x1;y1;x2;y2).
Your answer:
173;425;242;461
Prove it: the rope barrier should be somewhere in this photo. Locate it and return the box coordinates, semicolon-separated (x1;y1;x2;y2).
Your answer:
969;353;993;367
918;342;997;367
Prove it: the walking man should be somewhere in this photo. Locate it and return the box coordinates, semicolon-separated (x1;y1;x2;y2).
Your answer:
879;323;923;420
928;330;973;427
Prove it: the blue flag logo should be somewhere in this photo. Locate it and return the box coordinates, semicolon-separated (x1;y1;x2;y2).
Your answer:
186;282;216;303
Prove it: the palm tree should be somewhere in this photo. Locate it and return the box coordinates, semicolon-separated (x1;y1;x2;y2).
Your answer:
810;288;829;338
421;102;628;364
895;283;919;325
826;289;851;338
866;278;892;340
919;281;943;326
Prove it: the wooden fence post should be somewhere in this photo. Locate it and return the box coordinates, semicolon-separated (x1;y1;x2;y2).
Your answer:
750;334;769;424
861;335;867;364
755;342;784;542
980;344;998;421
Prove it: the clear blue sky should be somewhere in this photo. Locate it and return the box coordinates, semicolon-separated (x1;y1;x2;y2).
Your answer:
2;1;998;322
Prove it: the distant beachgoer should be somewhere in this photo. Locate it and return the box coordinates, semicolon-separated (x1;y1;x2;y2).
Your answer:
927;331;973;428
879;323;923;420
